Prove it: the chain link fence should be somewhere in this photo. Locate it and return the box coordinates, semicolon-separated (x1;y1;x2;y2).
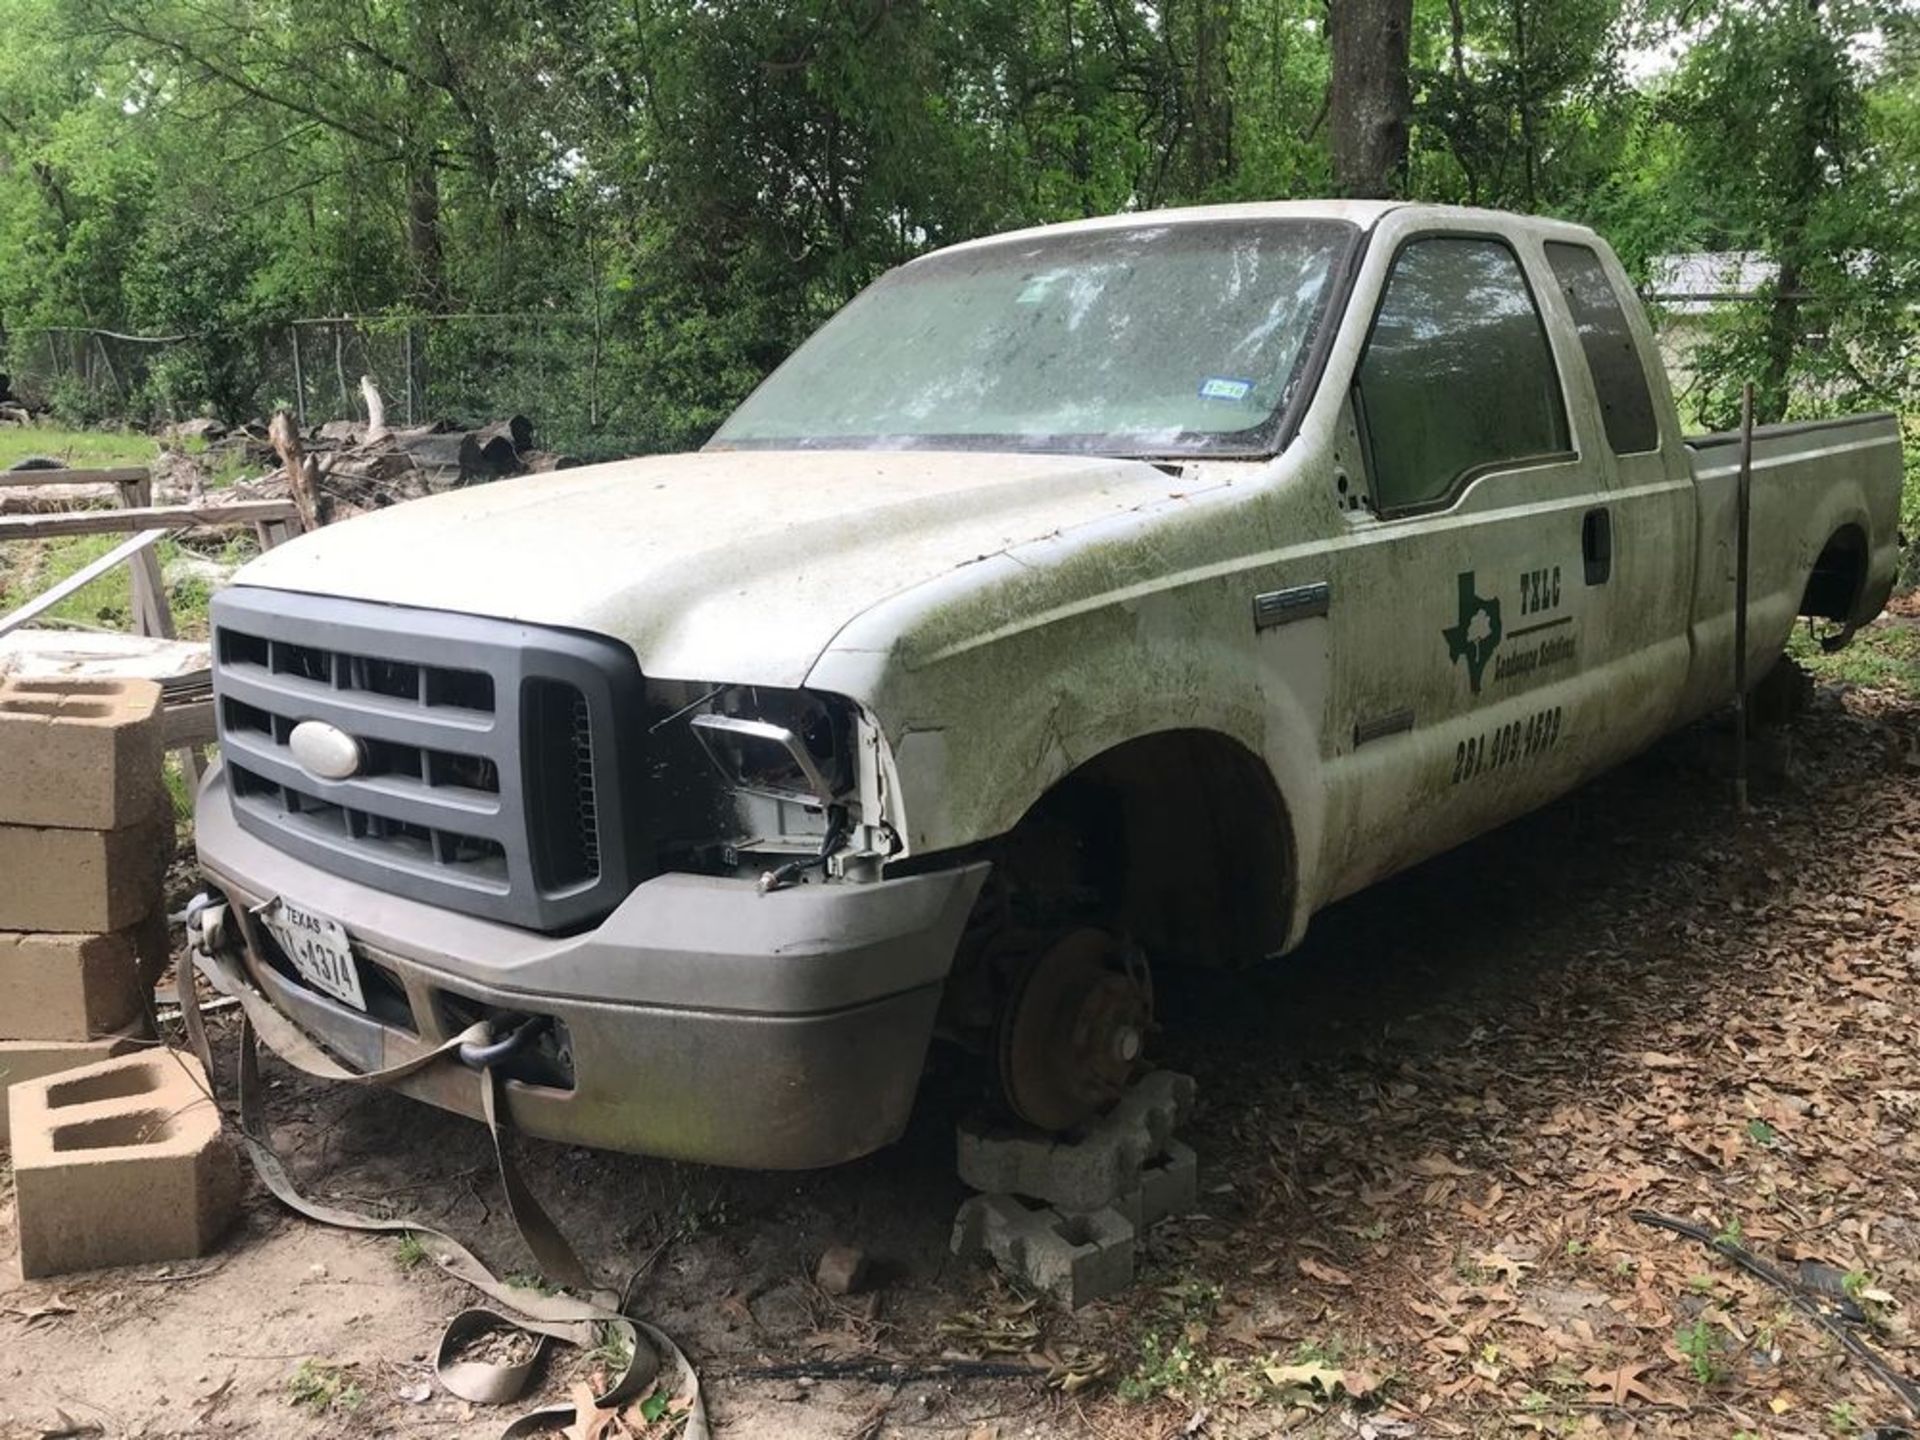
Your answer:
8;313;649;461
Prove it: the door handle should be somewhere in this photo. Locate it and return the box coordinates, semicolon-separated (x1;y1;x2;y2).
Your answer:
1582;508;1612;585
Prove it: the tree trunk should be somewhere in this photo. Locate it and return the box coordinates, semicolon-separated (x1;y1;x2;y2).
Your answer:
1512;0;1537;208
406;157;445;307
1757;260;1802;426
1190;0;1235;188
1328;0;1413;198
1757;0;1832;425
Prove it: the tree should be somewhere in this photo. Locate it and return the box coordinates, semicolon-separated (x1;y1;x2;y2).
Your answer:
1410;0;1626;212
1328;0;1413;196
1660;0;1913;427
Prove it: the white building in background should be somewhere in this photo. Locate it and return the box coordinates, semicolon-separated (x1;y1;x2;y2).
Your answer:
1642;252;1787;409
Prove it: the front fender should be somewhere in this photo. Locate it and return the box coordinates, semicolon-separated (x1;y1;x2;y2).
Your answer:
807;488;1329;930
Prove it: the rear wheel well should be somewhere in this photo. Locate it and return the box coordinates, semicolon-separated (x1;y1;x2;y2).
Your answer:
972;729;1295;968
1800;524;1868;623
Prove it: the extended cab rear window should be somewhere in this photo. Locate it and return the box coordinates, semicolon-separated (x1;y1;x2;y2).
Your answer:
1355;236;1571;514
1544;241;1661;455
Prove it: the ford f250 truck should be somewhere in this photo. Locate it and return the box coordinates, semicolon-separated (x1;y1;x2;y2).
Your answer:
193;202;1904;1167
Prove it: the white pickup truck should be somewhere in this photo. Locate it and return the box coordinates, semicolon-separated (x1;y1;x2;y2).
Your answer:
194;201;1904;1167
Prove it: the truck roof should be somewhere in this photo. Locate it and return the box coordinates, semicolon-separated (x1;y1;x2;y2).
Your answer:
929;200;1591;260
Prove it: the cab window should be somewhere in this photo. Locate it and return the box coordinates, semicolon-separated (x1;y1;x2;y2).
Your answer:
1355;237;1571;513
1544;241;1660;454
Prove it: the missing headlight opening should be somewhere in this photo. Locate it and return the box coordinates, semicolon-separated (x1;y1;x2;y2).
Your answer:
688;687;853;805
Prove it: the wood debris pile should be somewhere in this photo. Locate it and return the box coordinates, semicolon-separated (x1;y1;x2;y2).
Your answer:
266;411;557;529
250;378;567;527
3;383;564;524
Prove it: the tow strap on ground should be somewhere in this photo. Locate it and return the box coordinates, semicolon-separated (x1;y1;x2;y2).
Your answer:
179;904;711;1438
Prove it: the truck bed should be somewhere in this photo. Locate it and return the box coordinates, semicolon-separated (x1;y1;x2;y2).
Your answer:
1677;411;1904;721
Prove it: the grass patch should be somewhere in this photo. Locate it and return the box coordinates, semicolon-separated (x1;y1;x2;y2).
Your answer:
286;1358;364;1414
1674;1318;1729;1385
0;422;259;639
394;1232;430;1271
0;530;256;639
1788;617;1920;699
0;423;156;471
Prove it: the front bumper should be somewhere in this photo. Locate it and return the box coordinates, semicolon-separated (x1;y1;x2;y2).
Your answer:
195;763;988;1168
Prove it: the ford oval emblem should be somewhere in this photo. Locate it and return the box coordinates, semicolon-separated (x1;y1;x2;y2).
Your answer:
289;720;364;781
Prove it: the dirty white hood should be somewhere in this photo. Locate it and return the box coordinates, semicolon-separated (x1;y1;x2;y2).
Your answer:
234;448;1200;687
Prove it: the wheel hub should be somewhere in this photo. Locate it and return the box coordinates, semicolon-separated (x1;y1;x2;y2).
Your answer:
997;929;1150;1132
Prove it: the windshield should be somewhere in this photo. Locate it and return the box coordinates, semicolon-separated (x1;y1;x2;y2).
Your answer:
709;219;1358;457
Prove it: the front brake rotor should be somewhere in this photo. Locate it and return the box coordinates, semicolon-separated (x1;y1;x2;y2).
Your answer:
996;928;1150;1132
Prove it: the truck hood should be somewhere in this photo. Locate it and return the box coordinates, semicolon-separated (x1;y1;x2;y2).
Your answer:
233;448;1203;687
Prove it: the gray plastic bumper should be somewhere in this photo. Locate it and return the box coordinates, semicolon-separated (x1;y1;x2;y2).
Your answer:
194;763;989;1168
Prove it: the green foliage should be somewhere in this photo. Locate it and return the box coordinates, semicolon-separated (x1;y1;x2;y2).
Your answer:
1410;0;1632;213
0;0;1910;461
591;1320;636;1377
1674;1318;1726;1385
1656;1;1919;430
162;754;193;827
1788;618;1920;699
286;1358;364;1413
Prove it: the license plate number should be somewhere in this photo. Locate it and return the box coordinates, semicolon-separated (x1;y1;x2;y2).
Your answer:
256;899;366;1012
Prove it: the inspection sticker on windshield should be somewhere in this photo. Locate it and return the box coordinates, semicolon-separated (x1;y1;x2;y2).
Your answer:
1198;376;1254;402
255;897;366;1011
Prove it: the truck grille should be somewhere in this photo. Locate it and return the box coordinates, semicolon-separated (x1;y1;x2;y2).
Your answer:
210;588;645;931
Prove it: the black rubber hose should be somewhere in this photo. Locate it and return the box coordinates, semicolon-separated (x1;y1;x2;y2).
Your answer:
1630;1209;1920;1416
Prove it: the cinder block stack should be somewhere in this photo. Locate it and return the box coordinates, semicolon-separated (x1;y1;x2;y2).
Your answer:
952;1071;1201;1308
0;677;171;1144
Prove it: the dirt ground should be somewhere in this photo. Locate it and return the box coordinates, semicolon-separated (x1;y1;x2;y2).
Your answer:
3;656;1917;1440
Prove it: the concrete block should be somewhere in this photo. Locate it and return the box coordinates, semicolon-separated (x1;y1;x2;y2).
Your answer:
10;1049;239;1278
1096;1141;1200;1232
0;1030;147;1145
957;1071;1197;1212
952;1194;1135;1309
0;915;166;1042
0;678;163;830
0;817;171;932
814;1244;869;1296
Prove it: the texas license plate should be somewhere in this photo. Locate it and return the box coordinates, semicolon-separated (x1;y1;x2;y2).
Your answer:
256;898;367;1012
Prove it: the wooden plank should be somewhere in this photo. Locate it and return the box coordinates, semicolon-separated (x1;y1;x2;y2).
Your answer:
0;629;210;683
0;530;168;640
0;500;298;540
119;474;176;641
162;698;216;747
0;466;150;489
